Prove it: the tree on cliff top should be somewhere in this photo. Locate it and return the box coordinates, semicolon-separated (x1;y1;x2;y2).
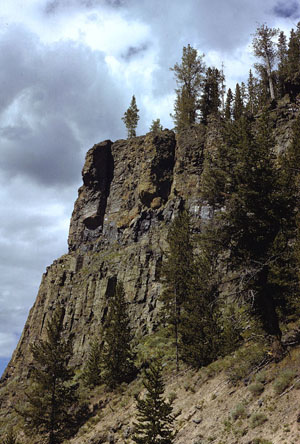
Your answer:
122;95;140;138
17;306;79;444
170;44;205;131
252;24;279;100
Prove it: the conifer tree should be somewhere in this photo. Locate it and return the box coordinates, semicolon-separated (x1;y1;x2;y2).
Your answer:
82;338;103;387
200;67;222;124
246;70;259;115
225;88;233;120
170;44;205;131
180;239;223;367
17;306;78;444
252;24;279;100
220;114;283;337
277;30;288;97
160;210;194;370
286;24;300;97
150;118;163;134
233;83;244;120
101;282;136;388
122;95;139;138
133;358;175;444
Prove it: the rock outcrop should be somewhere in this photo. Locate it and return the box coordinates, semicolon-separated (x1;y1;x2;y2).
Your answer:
1;97;299;384
1;128;206;384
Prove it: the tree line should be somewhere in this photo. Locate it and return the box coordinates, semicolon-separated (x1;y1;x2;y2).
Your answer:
122;22;300;137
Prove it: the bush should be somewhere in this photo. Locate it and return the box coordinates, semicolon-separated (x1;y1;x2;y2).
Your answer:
168;392;177;403
273;369;296;395
252;438;273;444
255;371;267;384
231;403;247;421
248;381;265;395
250;412;268;428
226;343;267;384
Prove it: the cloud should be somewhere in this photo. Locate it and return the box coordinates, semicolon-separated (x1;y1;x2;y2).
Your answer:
273;0;300;19
0;25;128;187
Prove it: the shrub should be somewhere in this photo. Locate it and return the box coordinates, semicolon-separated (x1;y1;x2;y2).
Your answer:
226;343;267;384
168;392;177;403
231;403;247;421
252;439;273;444
273;369;297;395
248;381;265;395
255;371;267;384
250;412;268;428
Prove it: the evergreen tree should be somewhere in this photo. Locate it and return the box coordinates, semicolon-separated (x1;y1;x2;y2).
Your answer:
160;210;194;371
225;88;233;120
150;118;163;134
101;282;136;388
201;118;239;209
246;70;259;115
82;338;103;387
170;44;205;131
277;30;288;98
233;83;244;120
122;95;140;138
286;24;300;97
200;67;222;124
271;115;300;318
220;114;283;337
180;237;223;367
252;24;279;100
17;306;78;444
133;358;175;444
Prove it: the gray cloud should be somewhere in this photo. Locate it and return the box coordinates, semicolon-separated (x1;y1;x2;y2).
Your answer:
0;26;127;187
273;1;300;18
45;0;124;14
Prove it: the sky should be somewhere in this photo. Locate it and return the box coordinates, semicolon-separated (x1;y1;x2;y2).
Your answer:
0;0;299;377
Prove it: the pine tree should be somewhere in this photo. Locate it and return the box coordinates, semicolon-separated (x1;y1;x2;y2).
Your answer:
101;282;136;388
122;95;140;138
246;70;259;115
133;358;175;444
233;83;244;120
286;24;300;97
200;67;222;124
252;24;279;100
220;114;283;337
17;306;78;444
225;88;233;120
150;118;163;134
277;30;288;98
180;238;223;368
170;44;205;131
160;210;194;370
82;338;103;387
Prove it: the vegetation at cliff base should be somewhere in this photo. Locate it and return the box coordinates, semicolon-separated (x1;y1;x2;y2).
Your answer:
133;358;175;444
16;306;79;444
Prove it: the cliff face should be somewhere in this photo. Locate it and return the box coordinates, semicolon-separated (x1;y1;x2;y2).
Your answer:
1;99;299;383
1;98;300;443
1;127;206;382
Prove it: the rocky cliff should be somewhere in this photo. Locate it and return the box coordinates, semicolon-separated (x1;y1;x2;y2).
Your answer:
1;126;207;383
1;99;300;444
